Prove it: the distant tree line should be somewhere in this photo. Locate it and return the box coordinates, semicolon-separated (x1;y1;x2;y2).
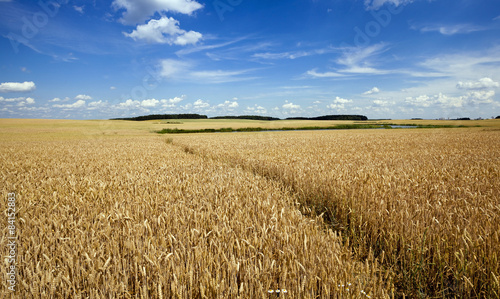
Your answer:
111;114;368;121
210;115;280;121
111;114;208;121
496;116;500;119
286;115;368;121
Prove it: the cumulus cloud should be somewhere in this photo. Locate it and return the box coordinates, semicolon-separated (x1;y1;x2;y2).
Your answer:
363;87;380;95
193;99;209;108
53;100;86;109
333;97;353;104
118;99;140;108
0;81;36;93
245;105;267;114
282;101;301;110
373;99;394;106
112;0;203;24
405;91;497;109
88;101;105;107
141;98;159;107
0;96;35;105
160;96;185;107
75;94;92;100
327;97;353;110
457;77;499;90
218;100;239;109
124;16;202;45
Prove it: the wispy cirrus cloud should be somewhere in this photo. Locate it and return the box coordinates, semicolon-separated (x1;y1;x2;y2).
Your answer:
412;23;486;35
252;47;335;60
306;43;391;78
364;0;415;10
158;59;259;83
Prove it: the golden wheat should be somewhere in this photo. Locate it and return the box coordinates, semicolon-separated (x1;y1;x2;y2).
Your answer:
1;132;389;298
173;128;500;298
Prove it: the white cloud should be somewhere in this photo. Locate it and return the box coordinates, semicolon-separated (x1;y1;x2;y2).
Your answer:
333;97;353;104
467;90;496;104
494;15;500;21
457;78;499;90
373;99;394;106
327;103;345;110
336;43;390;74
306;69;344;78
415;24;485;35
160;96;185;107
327;97;352;110
88;100;105;107
364;0;414;10
75;94;92;100
118;99;140;108
245;105;267;114
218;100;239;108
0;96;35;105
73;5;84;13
159;59;256;83
404;91;497;109
252;48;335;60
174;30;203;46
282;102;301;110
159;59;191;78
141;98;159;107
0;97;23;102
0;81;36;93
49;97;71;103
124;16;202;45
363;87;380;95
112;0;203;24
190;69;255;83
193;99;209;108
53;100;86;109
110;86;117;90
307;43;390;78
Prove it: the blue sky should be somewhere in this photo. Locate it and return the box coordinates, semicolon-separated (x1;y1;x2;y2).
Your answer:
1;0;500;119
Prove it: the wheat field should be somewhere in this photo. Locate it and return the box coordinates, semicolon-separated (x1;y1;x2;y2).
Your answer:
1;126;389;297
1;119;499;298
173;127;500;298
